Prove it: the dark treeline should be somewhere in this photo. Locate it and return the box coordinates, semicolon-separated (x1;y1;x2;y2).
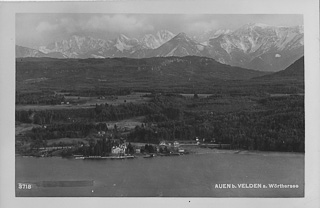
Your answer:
127;95;305;152
62;88;132;97
210;102;304;152
94;103;157;122
15;102;158;124
25;122;108;141
127;121;200;144
16;91;65;105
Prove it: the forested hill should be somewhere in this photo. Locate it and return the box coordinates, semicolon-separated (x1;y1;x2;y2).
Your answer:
272;56;304;77
255;57;304;80
16;56;267;92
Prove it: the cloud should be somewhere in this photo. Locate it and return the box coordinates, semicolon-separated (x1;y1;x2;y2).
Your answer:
84;14;154;33
36;21;59;33
34;14;154;37
186;20;218;33
60;18;78;33
17;14;303;48
35;18;79;34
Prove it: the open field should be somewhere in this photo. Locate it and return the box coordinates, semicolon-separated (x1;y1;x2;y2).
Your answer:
16;92;151;111
71;92;151;106
105;116;145;131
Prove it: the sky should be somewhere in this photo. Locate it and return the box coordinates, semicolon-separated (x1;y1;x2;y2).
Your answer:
16;14;303;48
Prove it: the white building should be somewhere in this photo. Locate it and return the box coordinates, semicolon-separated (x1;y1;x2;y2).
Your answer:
111;144;126;155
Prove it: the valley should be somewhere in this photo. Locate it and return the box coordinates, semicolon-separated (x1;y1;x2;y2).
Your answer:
15;56;305;157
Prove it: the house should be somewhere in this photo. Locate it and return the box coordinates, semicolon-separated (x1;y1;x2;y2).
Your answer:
111;144;127;155
111;147;123;154
160;140;178;147
178;149;185;153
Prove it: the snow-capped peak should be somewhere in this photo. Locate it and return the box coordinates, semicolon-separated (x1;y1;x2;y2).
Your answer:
141;34;159;49
117;34;130;41
240;23;273;31
253;23;270;28
157;30;174;38
115;34;137;52
213;29;232;37
156;30;175;43
140;30;175;49
173;32;191;41
32;24;303;72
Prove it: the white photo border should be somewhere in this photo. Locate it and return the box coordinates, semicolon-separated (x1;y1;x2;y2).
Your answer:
0;0;319;208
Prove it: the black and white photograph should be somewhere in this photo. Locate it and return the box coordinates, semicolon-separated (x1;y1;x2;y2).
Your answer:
0;0;319;207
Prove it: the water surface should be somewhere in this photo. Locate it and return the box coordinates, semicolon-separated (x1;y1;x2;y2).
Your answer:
16;152;304;197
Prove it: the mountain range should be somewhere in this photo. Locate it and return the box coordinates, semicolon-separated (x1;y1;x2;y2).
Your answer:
16;23;304;72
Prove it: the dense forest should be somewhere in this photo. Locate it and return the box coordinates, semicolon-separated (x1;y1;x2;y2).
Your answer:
16;92;304;153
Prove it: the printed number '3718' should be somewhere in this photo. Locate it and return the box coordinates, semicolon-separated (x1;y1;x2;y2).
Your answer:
18;183;32;189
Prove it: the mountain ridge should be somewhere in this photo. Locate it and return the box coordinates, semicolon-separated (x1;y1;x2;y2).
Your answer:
16;56;268;86
16;23;304;72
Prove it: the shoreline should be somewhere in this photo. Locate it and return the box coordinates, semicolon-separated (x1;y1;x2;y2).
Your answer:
188;147;305;157
16;148;305;159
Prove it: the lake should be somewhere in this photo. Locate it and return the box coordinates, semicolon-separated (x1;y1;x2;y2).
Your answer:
15;151;304;197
